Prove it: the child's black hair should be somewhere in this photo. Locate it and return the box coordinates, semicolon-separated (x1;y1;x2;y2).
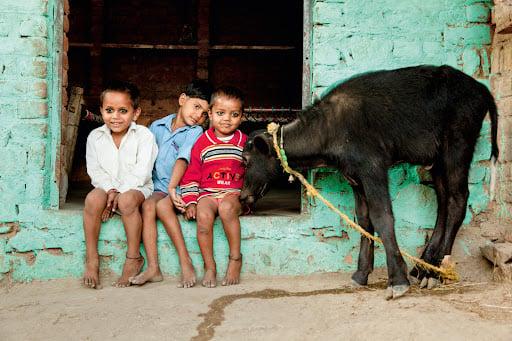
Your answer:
100;80;141;108
184;79;213;102
210;86;245;109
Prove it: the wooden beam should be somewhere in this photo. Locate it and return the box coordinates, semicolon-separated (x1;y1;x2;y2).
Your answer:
210;45;295;50
70;43;293;51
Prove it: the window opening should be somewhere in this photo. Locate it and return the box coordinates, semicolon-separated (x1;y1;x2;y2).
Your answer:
63;0;304;215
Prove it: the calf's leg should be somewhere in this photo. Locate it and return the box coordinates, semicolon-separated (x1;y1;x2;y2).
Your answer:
436;159;470;266
362;173;409;299
410;164;448;282
351;185;375;286
415;148;471;287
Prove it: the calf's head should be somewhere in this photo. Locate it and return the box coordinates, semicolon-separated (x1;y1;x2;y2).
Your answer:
240;132;282;205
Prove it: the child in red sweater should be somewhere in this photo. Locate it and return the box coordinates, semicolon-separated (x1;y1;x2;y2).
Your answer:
180;86;247;287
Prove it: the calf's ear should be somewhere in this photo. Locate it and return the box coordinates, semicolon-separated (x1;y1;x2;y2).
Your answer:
253;133;273;156
244;139;254;151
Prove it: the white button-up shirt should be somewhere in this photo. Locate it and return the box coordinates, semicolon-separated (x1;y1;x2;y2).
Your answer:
86;122;158;198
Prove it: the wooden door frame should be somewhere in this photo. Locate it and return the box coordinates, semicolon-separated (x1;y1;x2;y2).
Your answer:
303;0;312;109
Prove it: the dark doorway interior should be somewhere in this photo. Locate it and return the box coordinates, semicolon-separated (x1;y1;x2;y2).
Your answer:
66;0;303;214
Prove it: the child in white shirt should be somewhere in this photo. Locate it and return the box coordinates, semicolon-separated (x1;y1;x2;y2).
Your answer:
83;80;158;289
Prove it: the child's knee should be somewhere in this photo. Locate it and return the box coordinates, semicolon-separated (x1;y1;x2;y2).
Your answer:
84;189;107;212
196;210;214;226
218;201;240;218
117;193;140;215
156;197;173;212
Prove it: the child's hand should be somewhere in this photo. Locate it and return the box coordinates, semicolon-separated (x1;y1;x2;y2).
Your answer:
184;204;196;220
101;207;112;222
111;192;120;213
169;187;185;213
102;189;119;222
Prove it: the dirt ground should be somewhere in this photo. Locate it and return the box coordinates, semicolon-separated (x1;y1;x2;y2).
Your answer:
1;214;512;341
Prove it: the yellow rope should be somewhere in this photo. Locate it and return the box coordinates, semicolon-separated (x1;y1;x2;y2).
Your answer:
267;122;459;282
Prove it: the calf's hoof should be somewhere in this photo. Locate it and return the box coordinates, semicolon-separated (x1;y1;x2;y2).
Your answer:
410;266;441;283
349;279;366;288
419;277;440;289
409;275;420;285
385;284;410;300
351;271;369;287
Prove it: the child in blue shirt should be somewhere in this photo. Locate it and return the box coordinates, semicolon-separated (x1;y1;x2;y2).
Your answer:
129;80;212;287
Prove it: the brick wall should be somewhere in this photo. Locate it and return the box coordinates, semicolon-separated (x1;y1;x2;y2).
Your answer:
491;0;512;212
309;0;495;225
0;0;53;220
57;0;72;205
311;0;493;97
0;0;504;282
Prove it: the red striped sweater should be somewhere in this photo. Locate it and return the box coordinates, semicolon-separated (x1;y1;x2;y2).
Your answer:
180;128;247;206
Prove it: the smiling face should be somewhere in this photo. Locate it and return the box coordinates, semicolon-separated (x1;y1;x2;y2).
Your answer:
209;96;243;138
100;91;141;137
177;94;210;127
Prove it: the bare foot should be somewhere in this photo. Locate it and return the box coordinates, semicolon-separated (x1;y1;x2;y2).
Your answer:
129;265;163;285
202;268;217;288
222;254;242;286
113;255;144;288
83;257;102;289
178;260;196;288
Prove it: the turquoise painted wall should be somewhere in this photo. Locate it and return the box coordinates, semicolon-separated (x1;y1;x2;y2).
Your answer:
0;0;495;282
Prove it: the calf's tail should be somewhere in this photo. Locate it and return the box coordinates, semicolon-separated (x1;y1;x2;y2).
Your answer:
488;95;499;201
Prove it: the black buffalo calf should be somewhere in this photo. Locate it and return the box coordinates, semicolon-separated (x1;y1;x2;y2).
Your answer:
240;65;498;299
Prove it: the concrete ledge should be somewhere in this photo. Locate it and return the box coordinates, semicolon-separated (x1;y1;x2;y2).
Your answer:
0;163;493;282
1;206;372;282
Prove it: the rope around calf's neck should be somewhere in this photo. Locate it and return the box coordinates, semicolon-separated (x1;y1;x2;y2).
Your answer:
266;122;459;282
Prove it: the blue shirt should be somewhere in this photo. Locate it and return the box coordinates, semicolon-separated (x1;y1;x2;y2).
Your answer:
149;114;203;194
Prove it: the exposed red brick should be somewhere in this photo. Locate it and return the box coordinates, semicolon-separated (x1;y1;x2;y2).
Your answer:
32;60;47;78
63;0;70;14
63;16;69;34
63;35;69;52
62;52;68;70
62;69;68;87
343;253;353;265
61;89;68;107
33;81;47;99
